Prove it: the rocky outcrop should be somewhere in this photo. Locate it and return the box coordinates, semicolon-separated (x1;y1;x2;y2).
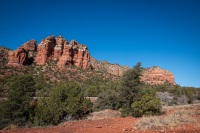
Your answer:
69;40;91;69
90;60;175;84
57;40;91;69
35;36;56;65
90;59;175;84
34;36;91;69
7;40;37;66
53;36;65;60
7;35;91;69
57;40;72;67
141;66;175;85
90;57;129;76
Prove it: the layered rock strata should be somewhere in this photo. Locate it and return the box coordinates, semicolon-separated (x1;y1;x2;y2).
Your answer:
90;57;129;76
141;66;175;85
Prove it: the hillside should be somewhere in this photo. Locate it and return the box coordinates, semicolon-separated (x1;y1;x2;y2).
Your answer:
1;35;175;85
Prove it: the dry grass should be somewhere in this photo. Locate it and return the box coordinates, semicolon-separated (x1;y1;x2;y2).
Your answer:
87;109;121;120
136;109;197;130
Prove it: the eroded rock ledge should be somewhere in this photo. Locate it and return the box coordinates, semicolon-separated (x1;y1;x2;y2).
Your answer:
7;36;91;69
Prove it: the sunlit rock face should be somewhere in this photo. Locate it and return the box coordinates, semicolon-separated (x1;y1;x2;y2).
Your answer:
35;36;56;65
90;57;129;76
57;40;91;69
140;66;175;85
7;35;91;69
7;40;37;66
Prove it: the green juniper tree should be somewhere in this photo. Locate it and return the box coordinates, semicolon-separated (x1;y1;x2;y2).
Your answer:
0;75;36;129
35;82;93;126
119;62;142;116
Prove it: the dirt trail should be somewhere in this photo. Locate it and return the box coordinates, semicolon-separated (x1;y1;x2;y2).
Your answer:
0;117;138;133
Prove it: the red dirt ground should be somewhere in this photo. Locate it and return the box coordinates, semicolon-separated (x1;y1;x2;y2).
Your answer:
1;104;200;133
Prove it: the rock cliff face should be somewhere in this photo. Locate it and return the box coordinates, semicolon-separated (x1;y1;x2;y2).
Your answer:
90;58;175;85
57;39;91;69
90;57;129;76
7;40;37;66
35;36;56;65
141;66;175;85
7;36;91;69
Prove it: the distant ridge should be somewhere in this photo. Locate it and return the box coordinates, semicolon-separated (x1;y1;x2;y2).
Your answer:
2;35;175;85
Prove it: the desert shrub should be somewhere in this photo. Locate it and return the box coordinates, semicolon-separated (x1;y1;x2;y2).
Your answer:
94;62;150;117
183;87;197;103
94;81;120;110
157;92;175;106
35;82;93;126
175;95;189;105
118;62;142;116
0;75;36;129
0;101;11;129
0;75;18;97
82;77;107;97
198;90;200;100
131;89;161;117
85;85;101;97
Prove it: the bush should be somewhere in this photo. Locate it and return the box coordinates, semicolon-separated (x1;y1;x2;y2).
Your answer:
131;89;161;117
0;75;36;129
35;82;93;126
119;62;142;116
95;81;120;110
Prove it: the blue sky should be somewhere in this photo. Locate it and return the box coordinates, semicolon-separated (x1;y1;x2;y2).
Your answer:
0;0;200;87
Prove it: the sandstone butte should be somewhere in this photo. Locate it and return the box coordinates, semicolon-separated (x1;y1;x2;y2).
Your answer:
6;35;175;85
140;66;175;85
7;35;91;69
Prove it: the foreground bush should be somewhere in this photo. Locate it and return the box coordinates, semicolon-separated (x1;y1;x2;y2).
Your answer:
131;93;161;117
35;82;93;126
0;75;35;129
94;81;120;110
119;62;142;116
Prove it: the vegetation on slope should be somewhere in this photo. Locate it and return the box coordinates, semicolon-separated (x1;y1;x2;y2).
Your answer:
0;61;200;130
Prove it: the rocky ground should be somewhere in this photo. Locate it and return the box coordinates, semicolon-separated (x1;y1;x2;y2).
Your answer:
1;104;200;133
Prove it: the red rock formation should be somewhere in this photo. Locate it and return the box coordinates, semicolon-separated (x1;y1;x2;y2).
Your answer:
7;35;91;69
90;57;129;76
70;40;91;69
7;40;36;66
7;48;27;66
83;52;91;69
57;40;91;69
35;36;56;65
140;66;175;85
34;36;91;69
21;40;37;51
53;36;65;60
57;41;72;67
